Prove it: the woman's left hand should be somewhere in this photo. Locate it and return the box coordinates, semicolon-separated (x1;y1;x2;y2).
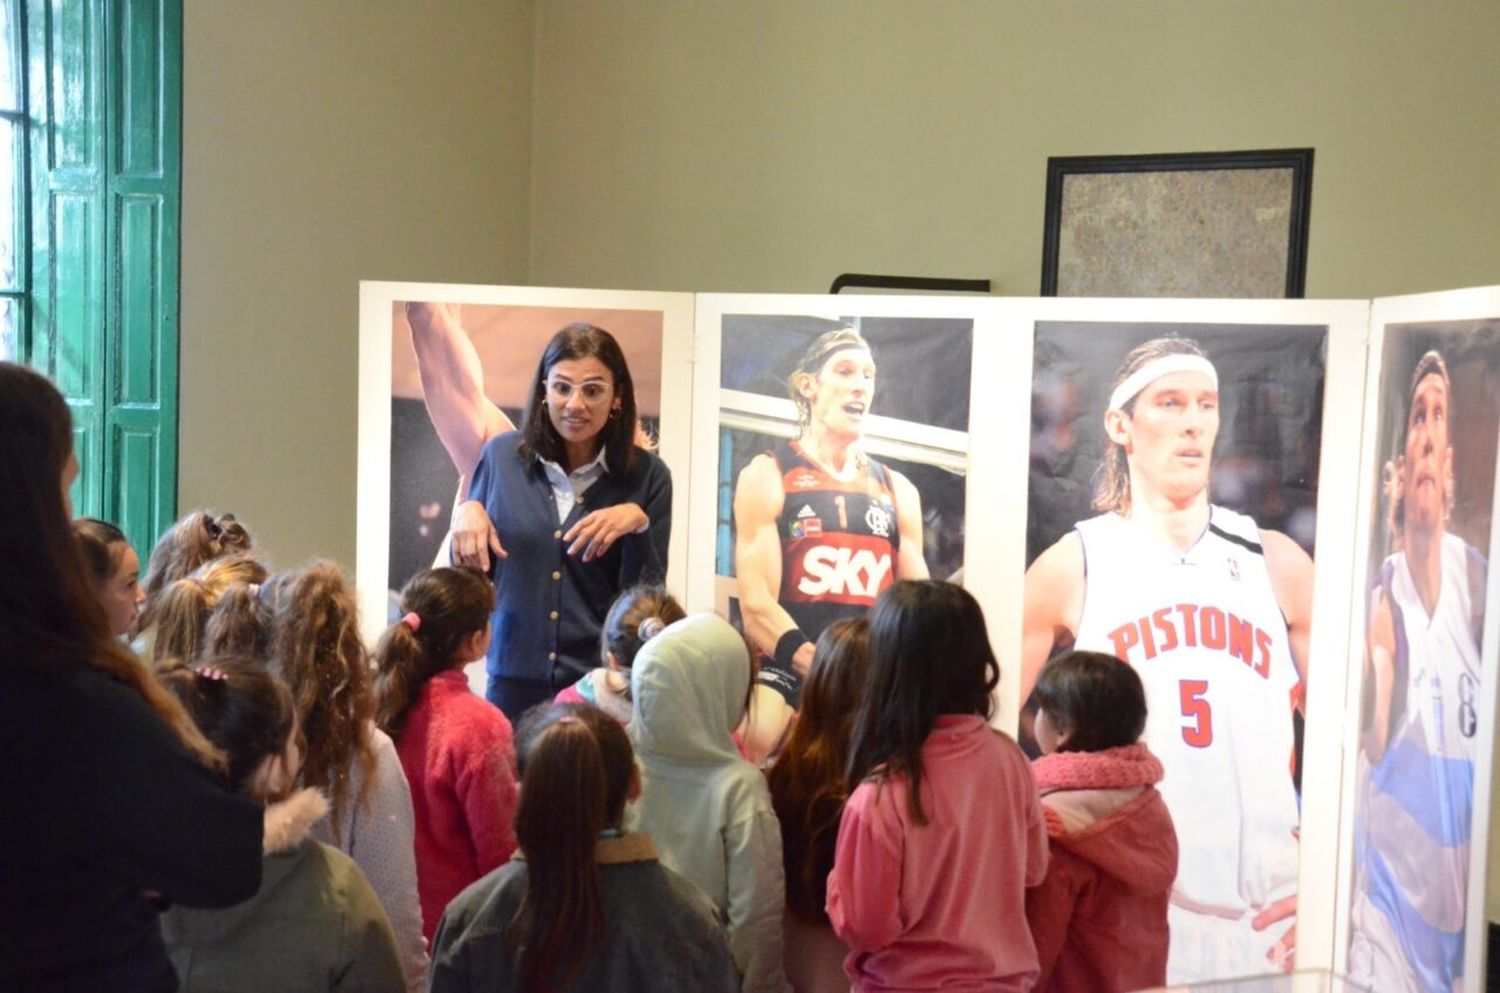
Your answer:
563;503;648;561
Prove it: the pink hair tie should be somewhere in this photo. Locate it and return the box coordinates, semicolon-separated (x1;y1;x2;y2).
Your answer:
195;666;227;682
401;612;421;632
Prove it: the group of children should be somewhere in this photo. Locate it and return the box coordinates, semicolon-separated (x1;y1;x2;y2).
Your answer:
73;504;1179;993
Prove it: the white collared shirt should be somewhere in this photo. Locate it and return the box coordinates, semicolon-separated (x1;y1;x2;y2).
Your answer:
538;446;609;522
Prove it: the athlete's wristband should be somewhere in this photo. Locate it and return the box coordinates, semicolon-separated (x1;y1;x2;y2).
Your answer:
774;629;812;671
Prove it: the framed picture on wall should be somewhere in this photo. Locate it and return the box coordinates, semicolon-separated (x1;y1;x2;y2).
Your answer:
1040;148;1314;299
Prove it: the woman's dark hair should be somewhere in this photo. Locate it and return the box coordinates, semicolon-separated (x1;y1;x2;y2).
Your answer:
263;561;374;842
160;659;296;794
507;703;635;991
373;567;495;739
72;517;129;584
1033;650;1148;753
599;585;684;683
518;323;639;476
0;363;219;767
845;581;999;826
139;510;253;634
767;618;870;922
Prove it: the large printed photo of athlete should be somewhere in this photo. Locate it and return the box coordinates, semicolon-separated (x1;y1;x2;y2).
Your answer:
718;314;972;763
1021;322;1326;984
388;301;664;600
1347;320;1500;993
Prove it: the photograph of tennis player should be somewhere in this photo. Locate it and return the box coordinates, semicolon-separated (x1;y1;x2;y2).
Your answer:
1021;321;1326;984
717;313;971;763
1347;318;1500;993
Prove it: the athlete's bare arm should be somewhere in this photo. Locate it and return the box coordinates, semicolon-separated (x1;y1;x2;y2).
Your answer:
1262;529;1315;691
1019;532;1085;703
1362;588;1397;759
405;301;515;482
889;470;929;580
733;453;804;764
734;453;805;667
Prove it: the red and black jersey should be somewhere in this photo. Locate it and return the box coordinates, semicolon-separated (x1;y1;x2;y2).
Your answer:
773;439;900;641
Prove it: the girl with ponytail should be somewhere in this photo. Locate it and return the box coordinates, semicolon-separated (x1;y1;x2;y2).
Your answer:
158;660;404;992
0;363;261;993
553;584;685;724
143;553;269;668
429;703;737;992
373;566;518;943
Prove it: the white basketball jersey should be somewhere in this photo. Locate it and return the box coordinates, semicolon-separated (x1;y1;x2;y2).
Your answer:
1384;534;1483;766
1075;506;1301;914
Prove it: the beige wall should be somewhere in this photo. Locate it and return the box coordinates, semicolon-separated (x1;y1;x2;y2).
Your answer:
182;1;1500;568
181;0;535;570
528;1;1500;299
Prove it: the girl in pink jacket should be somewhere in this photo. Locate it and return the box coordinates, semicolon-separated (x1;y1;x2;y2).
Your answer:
1025;650;1178;993
828;581;1048;993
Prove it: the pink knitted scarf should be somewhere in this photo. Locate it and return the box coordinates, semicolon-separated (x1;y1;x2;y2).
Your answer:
1031;743;1163;793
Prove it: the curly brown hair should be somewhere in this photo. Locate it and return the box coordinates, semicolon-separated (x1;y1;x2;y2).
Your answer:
263;560;375;841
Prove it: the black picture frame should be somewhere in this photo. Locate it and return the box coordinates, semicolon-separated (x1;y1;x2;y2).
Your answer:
1040;148;1314;298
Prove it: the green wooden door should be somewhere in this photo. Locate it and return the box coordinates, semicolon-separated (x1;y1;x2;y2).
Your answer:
24;0;180;554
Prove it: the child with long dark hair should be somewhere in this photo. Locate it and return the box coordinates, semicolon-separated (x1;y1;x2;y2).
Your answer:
767;618;868;993
628;613;789;992
158;660;404;992
72;517;147;639
0;363;261;993
430;703;738;992
373;566;518;943
829;581;1048;992
553;584;685;724
1025;651;1177;993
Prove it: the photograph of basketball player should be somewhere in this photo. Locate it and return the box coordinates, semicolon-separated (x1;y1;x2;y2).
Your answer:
1021;333;1318;984
1348;338;1500;993
732;324;956;763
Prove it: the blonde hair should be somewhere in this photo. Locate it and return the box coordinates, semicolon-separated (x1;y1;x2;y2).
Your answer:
139;510;253;636
789;327;872;435
1092;336;1210;515
143;553;269;669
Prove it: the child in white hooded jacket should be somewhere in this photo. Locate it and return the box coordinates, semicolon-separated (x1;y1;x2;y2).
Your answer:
627;613;790;993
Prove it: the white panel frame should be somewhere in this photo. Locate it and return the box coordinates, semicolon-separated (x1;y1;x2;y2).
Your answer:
1334;285;1500;986
356;281;696;649
982;296;1371;974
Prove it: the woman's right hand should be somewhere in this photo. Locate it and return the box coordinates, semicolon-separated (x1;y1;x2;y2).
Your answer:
450;500;506;571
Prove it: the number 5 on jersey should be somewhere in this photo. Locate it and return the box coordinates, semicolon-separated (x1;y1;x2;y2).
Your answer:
1180;679;1213;748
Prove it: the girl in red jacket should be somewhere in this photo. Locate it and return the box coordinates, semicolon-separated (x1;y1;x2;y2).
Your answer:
1026;650;1179;993
374;566;518;940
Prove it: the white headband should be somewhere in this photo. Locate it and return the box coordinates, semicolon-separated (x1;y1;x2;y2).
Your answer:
1107;354;1218;412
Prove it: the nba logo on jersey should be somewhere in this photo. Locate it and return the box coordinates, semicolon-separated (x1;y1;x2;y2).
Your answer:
1228;557;1241;581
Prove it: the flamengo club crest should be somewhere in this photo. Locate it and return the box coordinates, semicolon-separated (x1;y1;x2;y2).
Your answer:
865;505;892;538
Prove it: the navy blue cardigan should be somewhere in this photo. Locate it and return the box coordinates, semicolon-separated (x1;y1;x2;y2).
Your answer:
467;432;672;687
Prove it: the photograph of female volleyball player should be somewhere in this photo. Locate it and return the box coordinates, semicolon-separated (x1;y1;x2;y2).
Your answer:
389;301;665;593
1348;320;1500;993
719;314;972;763
1021;322;1326;984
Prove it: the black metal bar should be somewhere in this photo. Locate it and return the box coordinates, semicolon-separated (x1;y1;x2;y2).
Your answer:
830;273;991;295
